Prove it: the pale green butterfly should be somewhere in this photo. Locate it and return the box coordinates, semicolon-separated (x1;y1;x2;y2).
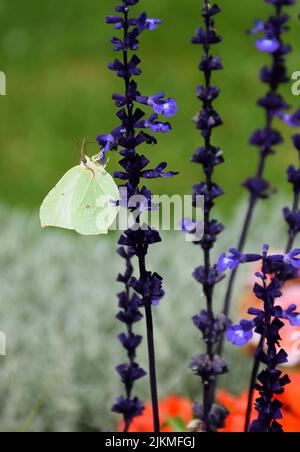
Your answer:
40;138;119;235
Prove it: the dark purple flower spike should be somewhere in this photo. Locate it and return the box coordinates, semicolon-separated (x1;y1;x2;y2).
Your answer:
101;0;178;432
220;0;296;343
240;134;300;432
219;245;300;432
185;1;229;432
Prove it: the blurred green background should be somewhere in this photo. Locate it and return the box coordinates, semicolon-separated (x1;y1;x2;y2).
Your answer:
0;0;300;432
0;0;300;213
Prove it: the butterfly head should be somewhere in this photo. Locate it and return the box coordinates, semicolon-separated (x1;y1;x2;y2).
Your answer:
78;138;104;173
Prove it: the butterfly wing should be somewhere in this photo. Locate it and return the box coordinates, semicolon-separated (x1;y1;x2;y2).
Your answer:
93;169;120;233
72;169;119;235
40;166;84;230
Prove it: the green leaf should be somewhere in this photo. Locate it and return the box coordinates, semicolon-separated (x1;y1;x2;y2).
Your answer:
163;417;187;432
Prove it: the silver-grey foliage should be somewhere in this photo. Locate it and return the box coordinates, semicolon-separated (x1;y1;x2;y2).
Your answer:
0;201;291;432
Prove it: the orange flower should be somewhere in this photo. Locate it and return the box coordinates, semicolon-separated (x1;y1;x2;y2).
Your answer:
117;395;193;432
218;372;300;432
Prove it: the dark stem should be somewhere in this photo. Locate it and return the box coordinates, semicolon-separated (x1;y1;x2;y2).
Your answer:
263;288;275;432
218;195;257;358
244;337;264;432
145;304;160;433
203;274;215;430
138;254;160;433
217;189;257;359
286;191;299;253
222;132;268;323
122;284;134;432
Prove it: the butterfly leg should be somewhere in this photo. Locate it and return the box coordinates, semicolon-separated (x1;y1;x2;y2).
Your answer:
91;151;104;163
101;157;110;172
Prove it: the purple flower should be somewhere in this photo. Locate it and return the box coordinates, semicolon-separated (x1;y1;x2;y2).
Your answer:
137;13;162;31
243;177;271;199
248;19;265;35
288;313;300;326
282;304;300;326
129;272;164;306
116;363;146;384
144;114;171;133
217;252;239;272
96;133;115;153
181;218;198;234
154;98;178;117
250;129;283;148
256;38;280;53
258;92;289;112
277;108;300;127
283;249;300;269
109;57;142;78
189;354;228;380
283;208;300;234
141;162;178;179
112;396;144;425
106;15;124;30
97;127;124;161
199;55;223;72
216;249;261;272
116;292;143;325
118;333;143;353
136;93;178;117
226;320;255;347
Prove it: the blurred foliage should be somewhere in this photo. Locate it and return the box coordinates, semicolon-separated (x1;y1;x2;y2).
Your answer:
0;0;300;215
0;200;297;432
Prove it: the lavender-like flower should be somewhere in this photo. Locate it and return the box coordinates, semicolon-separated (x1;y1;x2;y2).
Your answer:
219;133;300;432
242;134;300;432
184;1;229;432
112;248;145;431
102;0;178;432
219;245;300;432
221;0;296;337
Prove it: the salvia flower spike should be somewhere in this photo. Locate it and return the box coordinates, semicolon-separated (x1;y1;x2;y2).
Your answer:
242;134;300;432
101;0;178;432
221;0;296;334
219;245;300;432
184;0;229;432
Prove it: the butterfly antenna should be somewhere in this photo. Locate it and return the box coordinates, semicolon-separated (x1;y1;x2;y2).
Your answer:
86;141;98;145
80;137;88;160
